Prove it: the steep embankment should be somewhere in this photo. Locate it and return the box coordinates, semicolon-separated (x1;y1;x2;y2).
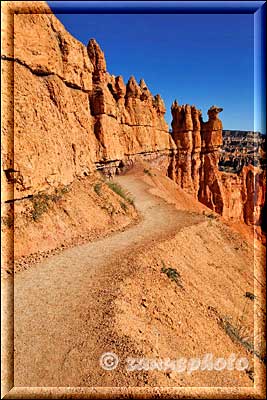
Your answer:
2;173;138;274
1;3;266;396
2;1;265;269
9;167;265;394
1;1;175;269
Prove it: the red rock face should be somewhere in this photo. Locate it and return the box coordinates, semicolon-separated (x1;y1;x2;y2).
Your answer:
2;2;174;202
241;166;266;226
2;2;265;234
198;106;224;214
170;102;266;231
87;38;107;84
170;102;205;197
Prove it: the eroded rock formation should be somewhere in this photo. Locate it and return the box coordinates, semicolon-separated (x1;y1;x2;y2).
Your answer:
170;102;266;228
198;105;224;214
170;101;202;196
1;1;265;235
220;130;265;172
2;1;174;202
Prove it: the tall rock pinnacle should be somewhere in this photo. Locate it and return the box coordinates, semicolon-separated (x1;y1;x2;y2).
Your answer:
171;103;202;195
87;38;107;83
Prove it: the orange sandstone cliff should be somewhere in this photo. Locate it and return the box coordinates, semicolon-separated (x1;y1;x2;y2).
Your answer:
170;101;266;233
1;1;266;237
2;2;174;203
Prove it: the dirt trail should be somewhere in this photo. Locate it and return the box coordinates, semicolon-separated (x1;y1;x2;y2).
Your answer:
14;172;206;387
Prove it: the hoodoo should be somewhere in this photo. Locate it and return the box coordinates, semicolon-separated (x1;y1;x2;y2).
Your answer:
1;1;265;235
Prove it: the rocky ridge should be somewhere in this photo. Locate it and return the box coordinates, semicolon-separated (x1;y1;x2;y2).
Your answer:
170;102;266;229
2;3;173;203
1;1;266;234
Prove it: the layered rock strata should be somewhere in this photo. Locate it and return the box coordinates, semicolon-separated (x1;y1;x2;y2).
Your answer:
198;105;224;214
170;102;266;227
170;101;202;196
87;39;175;174
1;1;265;234
2;2;174;202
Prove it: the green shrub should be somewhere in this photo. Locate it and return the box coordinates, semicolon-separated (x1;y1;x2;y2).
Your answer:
31;193;50;221
161;260;183;288
94;182;102;196
107;181;134;205
219;317;254;354
220;295;265;363
120;201;128;212
30;185;70;221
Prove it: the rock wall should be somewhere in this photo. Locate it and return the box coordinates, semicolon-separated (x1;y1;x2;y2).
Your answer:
1;1;265;233
87;39;175;175
2;2;97;201
2;1;174;202
170;102;266;227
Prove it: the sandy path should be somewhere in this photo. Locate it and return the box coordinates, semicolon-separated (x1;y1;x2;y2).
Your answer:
14;173;205;387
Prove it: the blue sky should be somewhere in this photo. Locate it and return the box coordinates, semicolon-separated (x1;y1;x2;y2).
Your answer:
48;7;257;132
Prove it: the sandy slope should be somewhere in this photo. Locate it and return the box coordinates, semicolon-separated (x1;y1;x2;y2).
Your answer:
2;173;138;272
6;168;266;396
13;171;204;385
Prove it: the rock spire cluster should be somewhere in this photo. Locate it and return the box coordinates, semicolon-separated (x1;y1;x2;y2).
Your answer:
2;1;265;232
